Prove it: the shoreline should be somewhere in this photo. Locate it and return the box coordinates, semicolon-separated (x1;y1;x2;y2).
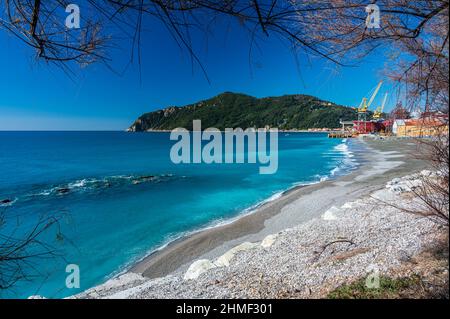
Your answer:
127;129;338;133
127;138;359;278
128;137;426;280
72;136;432;299
130;181;315;277
127;173;334;276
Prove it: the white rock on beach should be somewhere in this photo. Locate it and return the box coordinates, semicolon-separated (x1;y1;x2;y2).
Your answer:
184;259;217;281
184;242;261;280
386;173;423;194
214;242;259;267
321;206;340;220
261;234;278;248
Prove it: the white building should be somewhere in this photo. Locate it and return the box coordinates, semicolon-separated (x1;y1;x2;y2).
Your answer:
392;119;405;135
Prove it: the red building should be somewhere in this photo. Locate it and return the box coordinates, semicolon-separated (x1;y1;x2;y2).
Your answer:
382;119;394;133
353;121;385;134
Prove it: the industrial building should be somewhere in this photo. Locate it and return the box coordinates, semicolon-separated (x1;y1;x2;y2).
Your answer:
329;81;448;138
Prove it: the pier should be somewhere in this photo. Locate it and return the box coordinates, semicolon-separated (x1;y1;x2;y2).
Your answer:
328;132;354;138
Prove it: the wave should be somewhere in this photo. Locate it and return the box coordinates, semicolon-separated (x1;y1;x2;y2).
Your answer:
329;140;359;177
0;197;18;207
178;140;360;237
333;143;348;152
13;174;179;202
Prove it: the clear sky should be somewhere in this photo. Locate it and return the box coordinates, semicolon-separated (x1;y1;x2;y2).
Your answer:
0;14;393;131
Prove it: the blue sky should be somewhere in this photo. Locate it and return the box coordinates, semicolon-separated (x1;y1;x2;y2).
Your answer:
0;14;393;130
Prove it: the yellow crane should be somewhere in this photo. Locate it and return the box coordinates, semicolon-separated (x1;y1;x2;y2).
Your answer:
373;93;388;120
355;81;383;134
358;81;383;114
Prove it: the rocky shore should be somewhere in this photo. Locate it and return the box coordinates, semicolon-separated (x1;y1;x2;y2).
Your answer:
72;138;447;299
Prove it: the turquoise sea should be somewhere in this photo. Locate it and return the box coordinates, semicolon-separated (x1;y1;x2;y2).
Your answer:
0;131;359;298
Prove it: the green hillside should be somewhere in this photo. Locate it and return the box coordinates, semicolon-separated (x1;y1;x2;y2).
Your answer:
128;92;362;131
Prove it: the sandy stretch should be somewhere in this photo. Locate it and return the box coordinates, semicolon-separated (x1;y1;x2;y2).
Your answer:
127;137;427;280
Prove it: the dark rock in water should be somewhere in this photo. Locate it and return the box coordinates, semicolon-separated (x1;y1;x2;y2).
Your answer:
57;188;70;194
1;198;12;204
132;175;155;185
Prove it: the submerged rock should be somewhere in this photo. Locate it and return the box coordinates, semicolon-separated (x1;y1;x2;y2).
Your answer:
1;198;12;204
132;175;155;185
56;188;70;194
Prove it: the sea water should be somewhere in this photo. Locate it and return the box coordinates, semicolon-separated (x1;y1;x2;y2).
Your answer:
0;131;359;298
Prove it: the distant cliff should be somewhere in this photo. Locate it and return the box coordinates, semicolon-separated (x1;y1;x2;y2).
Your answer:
127;92;361;131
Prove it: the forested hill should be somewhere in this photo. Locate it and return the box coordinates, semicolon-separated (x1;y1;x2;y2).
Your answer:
127;92;361;131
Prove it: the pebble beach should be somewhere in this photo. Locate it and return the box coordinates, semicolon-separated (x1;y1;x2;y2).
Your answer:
73;137;446;299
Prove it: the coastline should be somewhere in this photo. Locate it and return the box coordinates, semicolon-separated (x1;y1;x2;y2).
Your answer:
127;137;358;278
127;129;337;133
72;136;437;299
128;136;426;279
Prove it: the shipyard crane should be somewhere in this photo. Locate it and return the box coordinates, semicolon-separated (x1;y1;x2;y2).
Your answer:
356;81;383;134
373;93;388;120
357;81;383;114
